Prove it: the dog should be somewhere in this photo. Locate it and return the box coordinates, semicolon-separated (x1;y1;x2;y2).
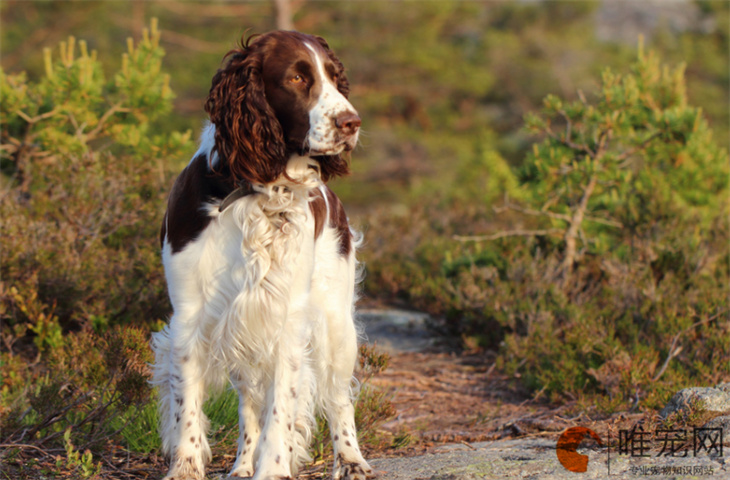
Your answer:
151;31;373;480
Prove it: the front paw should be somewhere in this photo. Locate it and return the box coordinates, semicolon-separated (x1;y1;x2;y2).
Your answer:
228;470;253;479
163;456;205;480
228;467;253;480
334;462;374;480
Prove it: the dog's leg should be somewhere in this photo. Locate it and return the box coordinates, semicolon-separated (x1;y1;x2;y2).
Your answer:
251;308;314;480
229;381;262;478
153;324;212;480
325;316;373;480
313;254;373;480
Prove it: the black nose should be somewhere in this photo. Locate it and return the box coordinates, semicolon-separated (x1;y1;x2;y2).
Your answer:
335;112;361;135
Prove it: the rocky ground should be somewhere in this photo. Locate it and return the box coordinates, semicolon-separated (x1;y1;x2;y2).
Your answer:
358;309;730;480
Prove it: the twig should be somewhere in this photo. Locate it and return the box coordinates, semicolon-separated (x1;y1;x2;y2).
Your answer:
453;229;563;242
493;202;570;223
15;108;59;124
85;103;130;140
652;309;729;382
494;201;622;229
100;456;139;479
615;132;661;163
584;215;623;229
0;443;52;455
546;130;593;157
0;443;63;459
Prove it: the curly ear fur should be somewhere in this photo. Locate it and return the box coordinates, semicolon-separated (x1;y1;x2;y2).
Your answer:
205;38;287;186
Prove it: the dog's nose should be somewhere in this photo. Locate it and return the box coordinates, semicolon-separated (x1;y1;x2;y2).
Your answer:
335;112;361;135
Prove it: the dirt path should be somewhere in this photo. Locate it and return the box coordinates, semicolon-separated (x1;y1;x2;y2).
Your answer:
359;309;605;451
353;310;728;479
371;350;566;446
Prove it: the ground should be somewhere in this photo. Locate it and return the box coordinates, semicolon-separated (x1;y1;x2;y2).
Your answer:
2;310;709;479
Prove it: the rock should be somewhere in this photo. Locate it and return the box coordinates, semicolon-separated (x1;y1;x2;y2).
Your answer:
659;385;730;418
702;415;730;445
595;0;714;44
715;383;730;394
368;436;726;479
358;309;433;354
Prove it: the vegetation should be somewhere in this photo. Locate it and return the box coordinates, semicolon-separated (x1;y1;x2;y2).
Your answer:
0;21;394;477
1;20;184;476
1;1;728;477
364;45;729;409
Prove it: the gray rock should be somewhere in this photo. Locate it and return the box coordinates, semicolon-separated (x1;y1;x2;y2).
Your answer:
702;415;730;445
369;437;726;479
660;386;730;418
595;0;714;44
358;309;433;354
715;383;730;394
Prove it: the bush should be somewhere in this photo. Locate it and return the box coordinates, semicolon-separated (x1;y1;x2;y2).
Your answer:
362;46;729;410
1;20;191;341
0;19;190;466
520;40;728;277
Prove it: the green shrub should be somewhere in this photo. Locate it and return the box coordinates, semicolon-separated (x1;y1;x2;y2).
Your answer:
362;46;729;410
0;19;191;343
520;40;728;276
0;19;190;470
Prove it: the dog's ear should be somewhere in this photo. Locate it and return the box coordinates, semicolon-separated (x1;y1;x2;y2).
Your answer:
205;39;287;185
314;36;350;99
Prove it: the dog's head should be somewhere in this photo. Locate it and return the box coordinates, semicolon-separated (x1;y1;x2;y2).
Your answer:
205;31;359;185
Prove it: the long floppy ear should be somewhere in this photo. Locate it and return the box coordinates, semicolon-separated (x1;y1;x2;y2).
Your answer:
315;36;350;98
204;39;287;185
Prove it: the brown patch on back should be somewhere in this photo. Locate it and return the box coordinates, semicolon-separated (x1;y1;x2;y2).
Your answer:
161;154;236;253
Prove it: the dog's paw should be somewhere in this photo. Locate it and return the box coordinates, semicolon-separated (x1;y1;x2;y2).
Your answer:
162;457;205;480
335;462;375;480
228;465;255;479
227;471;253;479
162;474;203;480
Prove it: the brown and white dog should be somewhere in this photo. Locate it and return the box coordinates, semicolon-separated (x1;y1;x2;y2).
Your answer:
152;31;372;480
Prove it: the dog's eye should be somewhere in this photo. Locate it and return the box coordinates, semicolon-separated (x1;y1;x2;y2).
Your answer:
332;74;339;83
291;75;305;84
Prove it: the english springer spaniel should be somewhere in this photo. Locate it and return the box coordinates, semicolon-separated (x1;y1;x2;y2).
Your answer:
152;31;373;480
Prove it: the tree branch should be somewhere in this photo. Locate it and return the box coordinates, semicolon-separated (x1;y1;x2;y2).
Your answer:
652;309;728;382
493;202;571;223
84;103;130;141
453;229;563;242
615;131;662;163
546;129;593;157
561;174;598;275
15;108;59;125
494;201;623;229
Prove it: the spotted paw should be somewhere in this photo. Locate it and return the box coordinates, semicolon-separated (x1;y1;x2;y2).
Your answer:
163;457;205;480
228;466;255;479
336;462;374;480
227;472;253;479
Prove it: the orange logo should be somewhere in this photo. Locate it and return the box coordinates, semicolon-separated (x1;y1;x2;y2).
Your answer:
556;426;604;473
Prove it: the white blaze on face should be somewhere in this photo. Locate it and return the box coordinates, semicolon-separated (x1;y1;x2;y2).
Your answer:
305;43;359;155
